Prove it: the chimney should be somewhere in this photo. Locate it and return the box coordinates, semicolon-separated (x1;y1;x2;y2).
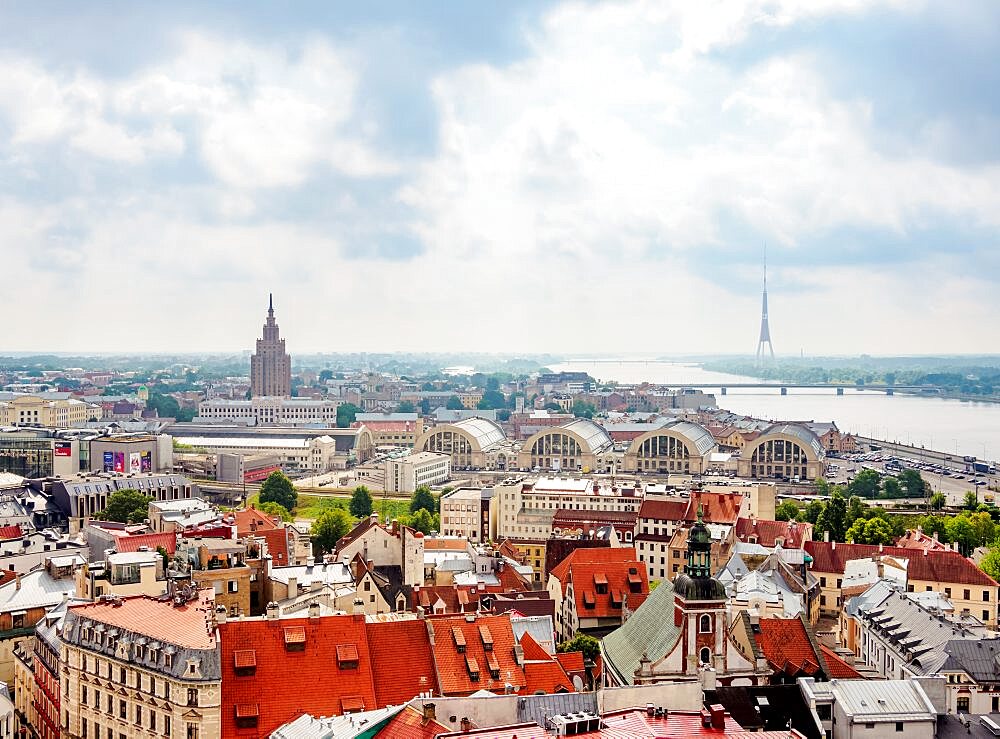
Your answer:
422;703;436;722
460;717;473;732
824;530;829;543
831;540;836;550
265;601;280;620
353;598;364;615
287;576;298;597
709;704;726;730
878;543;884;553
417;606;425;619
513;643;525;666
308;602;321;619
923;548;929;557
215;605;227;625
14;574;21;591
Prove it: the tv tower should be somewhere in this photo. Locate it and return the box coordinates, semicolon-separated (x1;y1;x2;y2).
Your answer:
755;246;775;364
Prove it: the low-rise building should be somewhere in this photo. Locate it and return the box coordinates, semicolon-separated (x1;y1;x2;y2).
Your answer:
439;487;493;542
75;550;167;599
799;677;939;739
148;498;217;533
0;394;94;429
38;472;198;529
61;591;221;739
197;396;341;426
384;451;450;494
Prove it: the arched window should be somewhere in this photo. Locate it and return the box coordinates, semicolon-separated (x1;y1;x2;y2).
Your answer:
699;614;712;633
700;647;711;665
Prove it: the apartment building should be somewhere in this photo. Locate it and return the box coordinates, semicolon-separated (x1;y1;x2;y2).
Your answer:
384;452;450;494
439;487;493;542
60;592;221;739
0;394;95;428
494;477;642;539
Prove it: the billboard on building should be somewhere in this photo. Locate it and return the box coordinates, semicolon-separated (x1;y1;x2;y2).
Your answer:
103;451;114;472
113;452;125;473
129;452;141;473
140;451;152;472
53;441;72;457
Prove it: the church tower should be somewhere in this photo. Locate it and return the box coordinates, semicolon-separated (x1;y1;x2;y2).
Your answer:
672;506;729;675
250;294;292;397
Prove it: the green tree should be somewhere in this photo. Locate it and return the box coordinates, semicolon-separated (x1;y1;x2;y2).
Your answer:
397;400;416;414
980;541;1000;583
846;516;895;545
260;471;297;511
95;489;154;524
419;398;431;415
947;516;977;556
572;400;597;419
848;469;880;499
405;508;438;535
881;477;902;499
319;369;334;382
803;500;824;526
775;501;800;521
257;501;292;522
846;496;867;529
477;390;506;410
899;469;928;499
349;486;374;518
311;509;353;555
446;395;464;410
410;485;437;515
963;491;980;511
556;633;600;661
543;402;562;411
485;376;500;392
336;403;361;428
929;492;946;511
814;478;830;496
816;490;848;542
970;511;996;548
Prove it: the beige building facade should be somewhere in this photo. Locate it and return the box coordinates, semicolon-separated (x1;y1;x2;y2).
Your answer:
384;452;450;494
0;395;95;428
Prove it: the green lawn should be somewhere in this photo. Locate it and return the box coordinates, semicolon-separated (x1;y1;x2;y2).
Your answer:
248;492;411;523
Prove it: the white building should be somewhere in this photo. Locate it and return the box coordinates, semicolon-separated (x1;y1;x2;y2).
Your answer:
440;487;492;542
197;396;341;426
384;452;450;494
494;477;642;539
174;434;345;472
799;677;939;739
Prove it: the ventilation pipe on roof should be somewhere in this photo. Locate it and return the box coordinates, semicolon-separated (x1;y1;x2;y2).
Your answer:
265;601;280;620
422;703;436;721
308;602;321;620
215;605;227;625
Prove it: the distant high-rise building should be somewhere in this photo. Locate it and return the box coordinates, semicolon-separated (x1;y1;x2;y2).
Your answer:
250;294;292;397
756;248;775;364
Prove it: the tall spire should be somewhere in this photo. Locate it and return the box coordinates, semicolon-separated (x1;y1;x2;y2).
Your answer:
755;244;775;364
268;292;274;318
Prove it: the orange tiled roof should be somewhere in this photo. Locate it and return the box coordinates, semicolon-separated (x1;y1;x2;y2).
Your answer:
820;645;862;679
429;614;526;696
114;531;177;556
638;491;743;525
68;592;215;649
375;706;448;738
256;528;290;566
233;507;280;537
219;614;377;738
566;557;649;620
0;525;22;540
755;617;822;677
895;529;951;552
804;541;998;586
366;620;438;705
520;632;574;694
735;517;809;548
555;651;585;675
549;547;642;593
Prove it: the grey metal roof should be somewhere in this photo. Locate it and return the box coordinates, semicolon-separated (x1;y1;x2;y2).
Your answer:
664;420;718;456
449;417;507;449
829;679;936;719
0;569;77;614
759;423;825;458
940;638;1000;683
518;691;598;729
601;578;681;685
557;418;613;454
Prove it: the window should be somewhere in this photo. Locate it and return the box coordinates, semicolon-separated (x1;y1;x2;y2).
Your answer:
964;589;970;600
699;614;712;633
164;715;171;736
120;699;127;719
700;647;711;664
186;723;199;739
187;688;199;707
82;686;88;706
135;705;142;725
986;610;991;621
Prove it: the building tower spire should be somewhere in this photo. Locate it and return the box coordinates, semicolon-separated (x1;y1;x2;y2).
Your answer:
755;245;775;364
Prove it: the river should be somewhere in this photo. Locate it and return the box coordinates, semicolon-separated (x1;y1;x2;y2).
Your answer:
549;359;1000;462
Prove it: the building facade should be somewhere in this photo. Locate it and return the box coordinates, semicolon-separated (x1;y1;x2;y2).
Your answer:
384;452;450;494
250;295;291;398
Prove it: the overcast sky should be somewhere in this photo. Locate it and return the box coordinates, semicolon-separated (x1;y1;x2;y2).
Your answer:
2;1;999;356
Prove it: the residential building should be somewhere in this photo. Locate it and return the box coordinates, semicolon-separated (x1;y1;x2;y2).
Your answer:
0;394;93;429
440;487;493;542
495;477;642;540
175;537;255;617
250;295;291;398
75;550;167;599
0;530;88;575
804;540;1000;626
38;472;198;527
336;516;424;589
61;591;221;739
718;548;820;623
147;498;217;533
384;452;450;494
799;677;939;739
546;547;648;642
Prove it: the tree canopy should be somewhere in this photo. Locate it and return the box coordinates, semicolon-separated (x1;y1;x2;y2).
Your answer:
350;486;374;518
336;403;361;428
257;501;292;522
95;489;154;524
446;395;465;410
775;501;800;521
845;516;895;545
260;471;297;511
410;485;437;515
847;469;880;499
477;390;506;410
311;509;353;555
557;633;600;661
404;508;438;535
397;400;416;413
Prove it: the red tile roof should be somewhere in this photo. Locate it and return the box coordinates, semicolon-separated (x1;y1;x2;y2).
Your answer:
520;632;574;694
735;518;810;549
429;614;526;696
555;651;585;675
366;619;438;706
375;706;448;738
67;591;215;649
804;541;999;586
549;547;643;594
895;529;950;552
219;614;377;738
754;617;822;677
0;525;23;540
114;531;177;556
639;491;744;525
232;507;280;537
586;708;750;737
819;645;862;679
256;528;290;566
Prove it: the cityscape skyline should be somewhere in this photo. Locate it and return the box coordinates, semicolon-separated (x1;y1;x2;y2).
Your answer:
2;1;1000;356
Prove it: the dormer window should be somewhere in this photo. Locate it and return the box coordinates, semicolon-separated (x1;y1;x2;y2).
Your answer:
452;627;467;653
336;644;359;670
466;656;480;682
233;650;256;676
283;627;306;652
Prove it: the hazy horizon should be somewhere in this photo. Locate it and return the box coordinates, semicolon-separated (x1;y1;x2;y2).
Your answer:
2;2;1000;354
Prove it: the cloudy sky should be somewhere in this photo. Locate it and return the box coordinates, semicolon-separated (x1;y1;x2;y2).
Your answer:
2;1;999;356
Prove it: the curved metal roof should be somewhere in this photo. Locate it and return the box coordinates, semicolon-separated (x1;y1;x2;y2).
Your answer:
558;418;614;454
448;417;506;450
758;423;825;458
663;421;717;456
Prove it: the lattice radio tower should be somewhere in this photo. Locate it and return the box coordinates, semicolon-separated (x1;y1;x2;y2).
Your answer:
755;246;775;364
